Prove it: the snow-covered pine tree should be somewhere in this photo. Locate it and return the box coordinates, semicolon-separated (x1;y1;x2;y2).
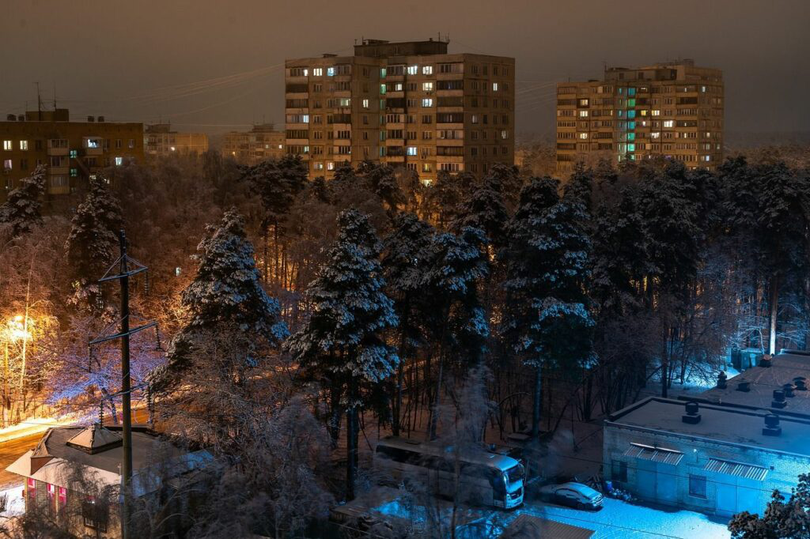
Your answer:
285;208;398;500
382;212;436;435
0;164;47;237
421;226;490;440
64;176;123;308
500;177;594;439
451;167;510;251
357;161;406;215
153;208;289;393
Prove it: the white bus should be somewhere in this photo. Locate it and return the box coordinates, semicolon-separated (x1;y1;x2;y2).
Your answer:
374;436;525;509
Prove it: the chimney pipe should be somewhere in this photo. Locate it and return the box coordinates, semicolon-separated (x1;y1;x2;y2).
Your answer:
783;383;795;398
763;414;781;436
771;389;787;409
682;401;701;424
794;377;807;391
759;355;773;368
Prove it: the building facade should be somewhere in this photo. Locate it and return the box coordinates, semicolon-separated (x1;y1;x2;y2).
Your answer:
556;60;723;176
604;351;810;518
145;123;209;157
0;109;143;200
285;39;515;184
222;123;285;164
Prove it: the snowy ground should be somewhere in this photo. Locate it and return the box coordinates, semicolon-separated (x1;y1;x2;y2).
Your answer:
503;498;731;539
0;483;24;532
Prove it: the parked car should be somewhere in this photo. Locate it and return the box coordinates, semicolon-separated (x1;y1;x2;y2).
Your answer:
538;482;604;510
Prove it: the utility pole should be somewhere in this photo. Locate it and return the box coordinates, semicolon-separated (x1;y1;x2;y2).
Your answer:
90;230;155;539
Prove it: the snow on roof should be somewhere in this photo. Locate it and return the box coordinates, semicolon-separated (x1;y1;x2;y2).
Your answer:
701;351;810;413
5;426;213;497
607;397;810;458
65;423;122;453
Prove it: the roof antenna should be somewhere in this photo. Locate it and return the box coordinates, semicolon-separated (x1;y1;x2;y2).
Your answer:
34;81;42;119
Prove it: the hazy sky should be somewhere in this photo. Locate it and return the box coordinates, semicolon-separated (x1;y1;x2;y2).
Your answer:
1;0;808;135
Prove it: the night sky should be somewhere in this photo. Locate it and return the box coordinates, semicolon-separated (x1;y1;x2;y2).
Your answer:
1;0;808;135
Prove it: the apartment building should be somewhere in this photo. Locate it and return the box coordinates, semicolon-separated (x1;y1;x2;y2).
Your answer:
0;109;143;200
556;60;723;176
144;123;209;157
222;123;285;164
285;39;515;184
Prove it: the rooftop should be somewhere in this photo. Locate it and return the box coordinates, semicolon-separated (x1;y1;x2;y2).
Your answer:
354;38;450;58
607;397;810;458
700;351;810;413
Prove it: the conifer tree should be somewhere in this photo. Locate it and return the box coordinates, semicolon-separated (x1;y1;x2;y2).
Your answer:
153;208;288;392
64;177;123;307
286;209;398;500
452;168;510;251
501;177;594;438
0;165;47;237
422;226;489;440
382;213;435;435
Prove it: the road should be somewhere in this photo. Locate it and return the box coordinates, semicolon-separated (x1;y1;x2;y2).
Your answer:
0;409;152;489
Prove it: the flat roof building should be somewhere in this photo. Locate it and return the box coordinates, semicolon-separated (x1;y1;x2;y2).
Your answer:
285;39;515;184
556;59;723;177
222;123;284;164
145;123;209;157
0;109;143;201
604;351;810;518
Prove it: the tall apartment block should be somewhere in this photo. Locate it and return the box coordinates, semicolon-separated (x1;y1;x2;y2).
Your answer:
0;109;143;201
223;123;285;164
145;123;209;157
285;39;515;184
555;59;723;176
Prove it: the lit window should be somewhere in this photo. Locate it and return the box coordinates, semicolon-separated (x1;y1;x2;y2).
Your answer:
313;68;323;77
627;110;636;119
578;133;588;139
3;159;11;170
628;99;636;107
651;110;660;116
303;68;309;77
627;133;635;141
628;88;636;96
492;82;499;92
380;84;386;95
422;82;433;92
501;130;508;140
380;68;386;78
422;65;433;75
327;162;334;170
663;120;674;128
578;110;588;117
115;157;123;166
422;98;433;107
406;146;417;156
313;162;324;171
19;140;28;151
69;150;77;159
701;155;712;162
327;67;335;77
627;144;635;152
302;114;310;123
362;99;369;109
472;115;479;124
407;65;418;75
2;140;11;151
628;122;636;130
70;168;77;177
339;98;351;107
86;138;101;149
700;86;707;93
651;132;661;139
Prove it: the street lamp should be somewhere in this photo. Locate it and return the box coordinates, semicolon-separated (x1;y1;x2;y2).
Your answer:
3;314;34;427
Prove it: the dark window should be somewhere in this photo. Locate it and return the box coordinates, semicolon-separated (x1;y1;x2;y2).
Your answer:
689;474;706;498
612;460;628;482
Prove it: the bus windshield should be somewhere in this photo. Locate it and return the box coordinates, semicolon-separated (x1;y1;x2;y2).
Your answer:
505;463;525;484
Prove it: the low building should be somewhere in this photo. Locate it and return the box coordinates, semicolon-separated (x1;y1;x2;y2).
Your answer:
603;351;810;518
222;123;284;164
0;109;143;201
6;423;212;538
144;123;209;157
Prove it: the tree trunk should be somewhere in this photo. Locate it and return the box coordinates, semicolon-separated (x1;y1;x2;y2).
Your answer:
531;364;542;439
346;379;358;501
769;273;779;355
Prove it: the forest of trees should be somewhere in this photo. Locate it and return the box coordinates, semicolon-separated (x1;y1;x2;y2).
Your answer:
1;149;809;537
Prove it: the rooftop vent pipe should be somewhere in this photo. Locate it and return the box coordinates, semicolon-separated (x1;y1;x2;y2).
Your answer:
737;381;751;392
763;414;781;436
6;114;15;121
794;377;807;391
783;383;796;398
772;389;787;409
682;401;701;424
716;371;728;389
759;355;773;368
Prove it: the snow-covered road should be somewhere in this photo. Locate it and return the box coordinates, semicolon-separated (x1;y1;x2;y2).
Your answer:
512;498;731;539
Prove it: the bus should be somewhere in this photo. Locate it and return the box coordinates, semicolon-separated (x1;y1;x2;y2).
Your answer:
374;436;525;509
